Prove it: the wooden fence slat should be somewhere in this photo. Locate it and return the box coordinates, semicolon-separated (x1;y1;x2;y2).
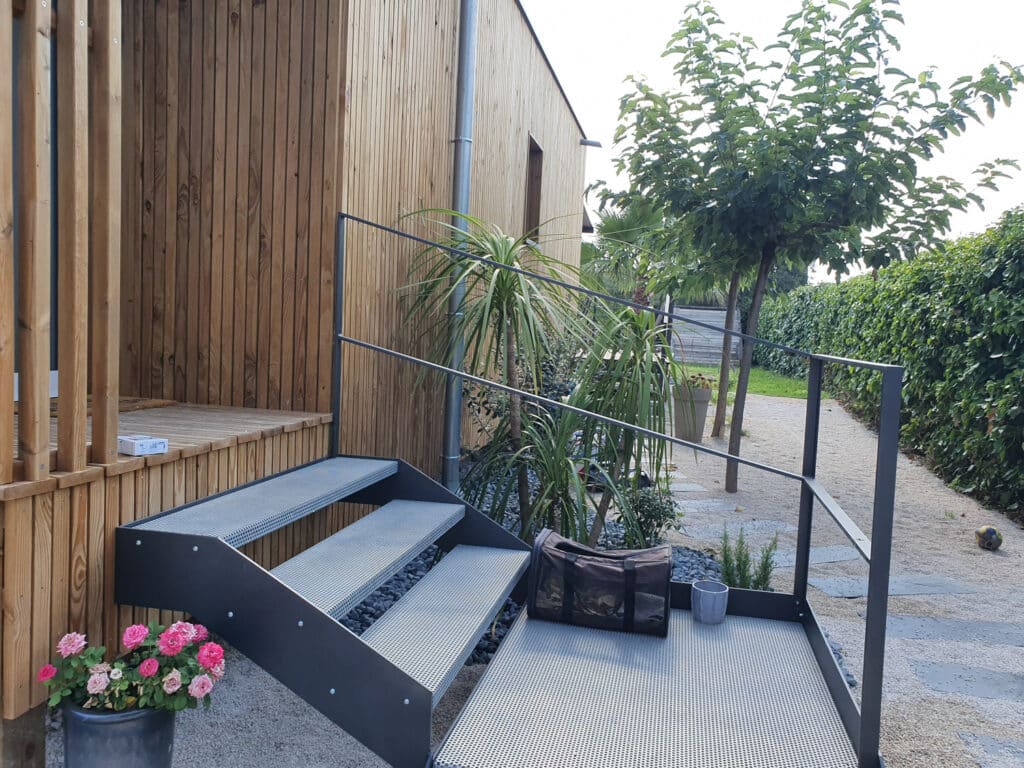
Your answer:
103;476;119;654
2;498;33;718
90;0;123;463
68;484;88;634
0;0;14;484
56;0;90;473
15;0;53;481
117;472;135;642
49;488;70;666
30;493;53;707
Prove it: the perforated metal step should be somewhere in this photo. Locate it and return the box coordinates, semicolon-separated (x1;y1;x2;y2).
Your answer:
362;545;528;706
271;500;464;619
135;457;397;547
436;611;858;768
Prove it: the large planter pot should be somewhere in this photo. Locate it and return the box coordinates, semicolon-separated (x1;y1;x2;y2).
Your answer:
63;703;175;768
672;384;713;444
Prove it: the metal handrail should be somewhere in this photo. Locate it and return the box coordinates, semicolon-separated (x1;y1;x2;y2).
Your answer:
331;212;901;768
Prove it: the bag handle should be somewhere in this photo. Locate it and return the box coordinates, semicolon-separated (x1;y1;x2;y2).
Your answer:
561;553;577;623
623;559;637;633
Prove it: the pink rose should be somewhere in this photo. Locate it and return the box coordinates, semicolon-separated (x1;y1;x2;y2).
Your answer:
89;662;111;675
197;642;224;671
86;672;109;695
122;624;150;650
193;624;209;643
169;621;197;643
187;674;213;700
138;658;159;679
210;659;226;682
162;668;182;694
56;632;87;658
157;628;186;656
37;664;57;683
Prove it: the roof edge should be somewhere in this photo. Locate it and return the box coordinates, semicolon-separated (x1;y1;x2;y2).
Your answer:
513;0;588;140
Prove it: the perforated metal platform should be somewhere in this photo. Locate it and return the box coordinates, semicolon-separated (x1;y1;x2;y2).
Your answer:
271;499;464;618
363;545;529;705
135;457;397;546
436;610;858;768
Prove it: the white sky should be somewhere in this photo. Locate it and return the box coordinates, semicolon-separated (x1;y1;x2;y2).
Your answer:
519;0;1024;278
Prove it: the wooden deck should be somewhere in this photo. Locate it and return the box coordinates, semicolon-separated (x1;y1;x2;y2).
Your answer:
5;402;331;493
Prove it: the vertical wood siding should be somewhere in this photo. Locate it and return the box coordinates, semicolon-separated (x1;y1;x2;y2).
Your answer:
120;0;345;415
472;0;586;270
120;0;585;476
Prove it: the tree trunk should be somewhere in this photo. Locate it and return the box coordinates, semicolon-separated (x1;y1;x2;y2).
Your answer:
507;325;533;537
725;247;775;492
711;270;741;438
587;431;632;547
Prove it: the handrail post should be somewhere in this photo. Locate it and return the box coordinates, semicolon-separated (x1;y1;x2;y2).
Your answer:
794;357;823;601
858;366;902;767
329;214;346;456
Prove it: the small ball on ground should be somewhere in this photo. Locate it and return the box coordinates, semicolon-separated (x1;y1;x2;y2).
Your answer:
975;525;1003;551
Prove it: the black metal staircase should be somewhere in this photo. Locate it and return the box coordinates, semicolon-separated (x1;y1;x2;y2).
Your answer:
115;456;529;768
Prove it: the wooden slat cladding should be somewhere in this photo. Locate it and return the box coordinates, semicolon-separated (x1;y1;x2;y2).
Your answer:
121;0;585;475
472;0;586;271
121;0;345;415
0;419;329;718
337;0;460;476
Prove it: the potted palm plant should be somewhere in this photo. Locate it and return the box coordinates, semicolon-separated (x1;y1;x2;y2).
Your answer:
673;372;714;444
38;621;226;768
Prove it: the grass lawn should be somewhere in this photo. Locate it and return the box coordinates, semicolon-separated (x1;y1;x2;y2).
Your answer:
684;362;811;400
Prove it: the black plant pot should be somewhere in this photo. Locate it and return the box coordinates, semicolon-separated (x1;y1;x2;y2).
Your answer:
63;703;175;768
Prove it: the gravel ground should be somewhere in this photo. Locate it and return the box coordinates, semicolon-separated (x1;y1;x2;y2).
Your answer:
45;393;1021;767
667;394;1024;768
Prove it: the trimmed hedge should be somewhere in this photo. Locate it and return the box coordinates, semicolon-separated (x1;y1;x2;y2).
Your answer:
755;209;1024;513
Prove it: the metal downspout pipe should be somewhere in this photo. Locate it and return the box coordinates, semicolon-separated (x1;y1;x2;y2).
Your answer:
442;0;479;491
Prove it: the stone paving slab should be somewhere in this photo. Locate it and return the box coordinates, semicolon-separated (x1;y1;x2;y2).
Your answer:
809;574;975;599
682;519;798;541
677;498;745;514
959;732;1024;768
670;482;707;493
914;662;1024;703
773;545;862;568
889;616;1024;647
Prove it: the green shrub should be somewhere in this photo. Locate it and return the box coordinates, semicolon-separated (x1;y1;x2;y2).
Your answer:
621;487;679;548
755;208;1024;514
719;529;777;591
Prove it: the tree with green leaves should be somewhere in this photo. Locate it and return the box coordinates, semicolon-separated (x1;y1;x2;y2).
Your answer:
408;212;580;533
615;0;1022;491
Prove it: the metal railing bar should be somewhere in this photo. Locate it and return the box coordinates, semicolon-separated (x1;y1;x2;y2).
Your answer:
340;212;814;361
858;366;903;768
339;334;806;482
810;353;902;373
803;477;872;562
794;358;825;600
